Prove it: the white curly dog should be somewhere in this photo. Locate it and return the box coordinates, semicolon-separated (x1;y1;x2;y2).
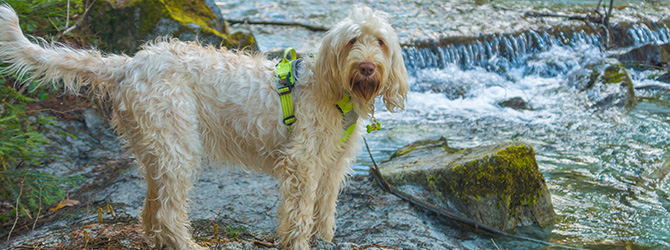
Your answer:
0;4;408;250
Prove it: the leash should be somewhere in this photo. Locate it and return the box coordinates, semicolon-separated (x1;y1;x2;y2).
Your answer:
362;137;584;250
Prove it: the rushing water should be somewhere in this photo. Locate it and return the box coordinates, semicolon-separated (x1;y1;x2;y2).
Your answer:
217;0;670;249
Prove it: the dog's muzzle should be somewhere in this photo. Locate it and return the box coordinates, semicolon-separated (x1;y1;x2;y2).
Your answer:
350;62;381;102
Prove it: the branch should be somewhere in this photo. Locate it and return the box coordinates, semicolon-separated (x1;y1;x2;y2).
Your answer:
524;11;601;23
56;0;96;40
6;172;29;245
362;138;584;250
604;0;614;28
226;18;329;32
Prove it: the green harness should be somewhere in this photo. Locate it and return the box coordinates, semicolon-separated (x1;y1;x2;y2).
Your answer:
277;48;359;142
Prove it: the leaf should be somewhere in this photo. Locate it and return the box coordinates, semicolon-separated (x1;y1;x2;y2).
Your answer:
37;92;49;101
21;207;32;219
49;199;80;212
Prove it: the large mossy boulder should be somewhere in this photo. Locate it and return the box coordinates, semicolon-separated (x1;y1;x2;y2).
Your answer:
83;0;257;54
565;58;636;110
380;137;555;231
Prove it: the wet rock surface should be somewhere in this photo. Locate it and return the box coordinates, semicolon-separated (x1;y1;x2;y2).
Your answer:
5;109;502;249
498;97;532;110
565;58;637;110
380;137;555;231
656;72;670;83
616;42;670;68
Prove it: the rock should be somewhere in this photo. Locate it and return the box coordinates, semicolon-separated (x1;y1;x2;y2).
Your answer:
380;137;555;231
656;72;670;83
565;58;636;110
597;61;637;109
498;97;531;110
565;67;599;91
412;79;471;100
616;42;670;68
82;0;257;54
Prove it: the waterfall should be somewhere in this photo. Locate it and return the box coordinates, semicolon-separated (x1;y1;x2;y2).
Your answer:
402;20;670;71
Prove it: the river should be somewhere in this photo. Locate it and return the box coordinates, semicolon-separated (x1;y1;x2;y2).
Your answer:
216;0;670;249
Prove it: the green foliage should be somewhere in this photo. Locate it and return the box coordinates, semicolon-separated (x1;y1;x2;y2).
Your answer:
225;225;247;239
0;83;52;166
6;0;84;38
0;78;82;223
0;169;83;222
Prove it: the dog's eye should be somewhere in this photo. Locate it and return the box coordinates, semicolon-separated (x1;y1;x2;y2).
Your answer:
377;39;384;46
349;38;357;44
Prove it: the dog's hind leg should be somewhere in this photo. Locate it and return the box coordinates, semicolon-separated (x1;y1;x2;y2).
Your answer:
112;81;205;250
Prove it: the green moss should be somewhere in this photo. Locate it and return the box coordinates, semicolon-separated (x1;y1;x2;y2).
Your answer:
602;64;626;84
131;0;164;39
129;0;217;38
163;0;217;27
427;174;437;187
432;145;546;208
85;0;256;54
602;63;636;109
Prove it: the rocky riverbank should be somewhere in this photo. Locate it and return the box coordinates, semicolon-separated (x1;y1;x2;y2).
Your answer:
4;100;521;249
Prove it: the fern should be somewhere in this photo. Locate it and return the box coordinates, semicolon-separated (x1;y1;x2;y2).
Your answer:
0;85;52;166
0;80;81;223
6;0;84;39
0;169;84;222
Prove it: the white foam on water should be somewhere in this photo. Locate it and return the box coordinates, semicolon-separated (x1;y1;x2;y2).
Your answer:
377;43;610;128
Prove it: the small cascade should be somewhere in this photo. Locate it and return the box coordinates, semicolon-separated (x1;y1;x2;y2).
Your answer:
402;20;670;71
623;22;670;46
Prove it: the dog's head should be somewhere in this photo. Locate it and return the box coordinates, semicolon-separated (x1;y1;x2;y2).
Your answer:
315;6;409;114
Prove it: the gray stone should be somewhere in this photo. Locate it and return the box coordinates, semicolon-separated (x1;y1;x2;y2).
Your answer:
380;137;555;231
616;42;670;67
656;72;670;83
498;97;531;110
565;58;636;110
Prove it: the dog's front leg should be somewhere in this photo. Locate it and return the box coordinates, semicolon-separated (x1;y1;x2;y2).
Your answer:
312;157;350;242
276;154;317;250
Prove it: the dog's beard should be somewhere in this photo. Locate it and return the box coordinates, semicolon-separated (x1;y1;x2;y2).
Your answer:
349;72;381;103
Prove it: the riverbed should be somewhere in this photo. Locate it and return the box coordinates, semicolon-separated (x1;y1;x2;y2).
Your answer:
217;0;670;248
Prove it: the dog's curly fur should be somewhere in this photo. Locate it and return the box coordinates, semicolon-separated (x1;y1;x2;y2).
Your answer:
0;4;408;250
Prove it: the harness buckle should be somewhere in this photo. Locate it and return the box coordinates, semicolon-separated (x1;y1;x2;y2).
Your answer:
283;116;296;126
278;85;292;95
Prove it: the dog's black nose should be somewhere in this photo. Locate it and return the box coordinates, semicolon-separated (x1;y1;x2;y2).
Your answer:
359;62;375;76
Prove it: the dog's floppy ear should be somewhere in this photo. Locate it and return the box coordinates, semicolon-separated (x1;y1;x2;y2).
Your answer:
315;29;342;97
382;41;409;113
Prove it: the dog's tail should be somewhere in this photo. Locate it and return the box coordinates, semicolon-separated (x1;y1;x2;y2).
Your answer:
0;4;130;97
